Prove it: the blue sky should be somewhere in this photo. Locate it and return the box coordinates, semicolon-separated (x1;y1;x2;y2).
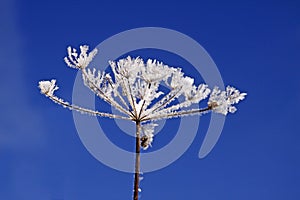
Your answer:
0;0;300;199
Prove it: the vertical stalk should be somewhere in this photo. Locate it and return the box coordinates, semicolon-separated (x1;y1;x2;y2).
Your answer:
133;121;141;200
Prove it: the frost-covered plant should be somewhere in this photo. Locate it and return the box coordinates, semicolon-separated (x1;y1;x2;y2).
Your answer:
38;45;246;200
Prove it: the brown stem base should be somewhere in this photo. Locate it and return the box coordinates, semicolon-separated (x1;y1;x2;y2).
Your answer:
133;121;141;200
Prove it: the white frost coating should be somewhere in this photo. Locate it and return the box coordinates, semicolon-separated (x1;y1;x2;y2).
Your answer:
43;45;247;120
38;80;59;97
40;45;246;149
64;45;98;69
208;86;247;115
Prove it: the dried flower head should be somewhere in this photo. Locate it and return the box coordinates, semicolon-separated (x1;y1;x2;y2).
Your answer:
39;45;247;149
38;45;247;200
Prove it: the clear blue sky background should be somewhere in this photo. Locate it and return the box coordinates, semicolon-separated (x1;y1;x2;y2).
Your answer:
1;0;299;199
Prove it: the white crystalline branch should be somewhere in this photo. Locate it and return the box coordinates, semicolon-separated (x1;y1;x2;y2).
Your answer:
38;80;130;120
39;45;247;147
64;45;98;69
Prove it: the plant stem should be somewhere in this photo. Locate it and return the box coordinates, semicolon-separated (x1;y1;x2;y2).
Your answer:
133;121;141;200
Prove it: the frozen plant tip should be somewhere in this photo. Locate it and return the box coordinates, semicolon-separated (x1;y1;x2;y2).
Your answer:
38;45;246;200
38;80;58;97
208;86;247;115
64;45;98;69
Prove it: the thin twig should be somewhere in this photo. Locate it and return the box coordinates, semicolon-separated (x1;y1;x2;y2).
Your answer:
48;95;131;120
82;69;131;116
106;76;135;118
137;82;151;120
141;107;212;122
140;86;182;120
127;78;138;118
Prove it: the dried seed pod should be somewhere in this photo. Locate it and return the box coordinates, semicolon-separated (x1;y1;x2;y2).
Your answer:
141;135;149;149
